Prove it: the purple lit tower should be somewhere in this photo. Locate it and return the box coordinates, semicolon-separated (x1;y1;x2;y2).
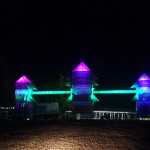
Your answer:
71;62;97;118
137;73;150;118
15;75;34;120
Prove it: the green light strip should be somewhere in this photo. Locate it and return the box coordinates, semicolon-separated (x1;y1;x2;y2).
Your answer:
94;90;143;94
16;89;146;96
31;91;71;95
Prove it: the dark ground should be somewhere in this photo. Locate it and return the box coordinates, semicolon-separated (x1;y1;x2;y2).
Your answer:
0;120;150;150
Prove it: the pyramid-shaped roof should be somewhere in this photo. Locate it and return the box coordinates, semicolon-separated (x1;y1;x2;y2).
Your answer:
73;62;91;72
16;75;31;83
138;73;150;81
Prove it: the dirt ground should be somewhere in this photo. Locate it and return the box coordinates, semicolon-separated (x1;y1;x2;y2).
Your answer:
0;120;150;150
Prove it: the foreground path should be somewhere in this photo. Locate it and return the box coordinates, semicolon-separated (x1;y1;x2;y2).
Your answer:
0;120;150;150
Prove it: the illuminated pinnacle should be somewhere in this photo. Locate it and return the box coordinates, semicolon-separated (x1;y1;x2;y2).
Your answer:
138;73;150;81
73;62;91;72
16;75;31;83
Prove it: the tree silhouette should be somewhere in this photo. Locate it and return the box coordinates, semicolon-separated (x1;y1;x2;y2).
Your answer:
0;56;14;106
35;70;71;112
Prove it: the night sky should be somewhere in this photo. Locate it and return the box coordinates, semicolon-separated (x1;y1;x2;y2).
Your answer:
1;1;150;108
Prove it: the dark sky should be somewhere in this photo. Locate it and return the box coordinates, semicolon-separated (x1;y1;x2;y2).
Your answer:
1;0;150;89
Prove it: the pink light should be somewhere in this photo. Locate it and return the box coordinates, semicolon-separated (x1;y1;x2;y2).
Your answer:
138;73;150;81
16;75;31;83
73;62;91;72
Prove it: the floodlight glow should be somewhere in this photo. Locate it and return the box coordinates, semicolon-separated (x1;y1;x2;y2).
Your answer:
67;88;73;101
73;62;90;71
138;73;150;81
131;82;138;89
91;87;99;102
16;75;31;83
67;94;73;101
132;93;139;101
90;94;99;102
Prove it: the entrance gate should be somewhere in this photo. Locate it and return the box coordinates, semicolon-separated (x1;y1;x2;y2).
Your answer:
15;62;150;119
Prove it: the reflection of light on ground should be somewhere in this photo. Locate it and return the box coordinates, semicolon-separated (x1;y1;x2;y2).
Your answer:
0;122;150;149
48;138;79;149
25;128;120;150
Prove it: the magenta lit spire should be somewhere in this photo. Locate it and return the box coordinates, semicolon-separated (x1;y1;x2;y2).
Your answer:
73;62;91;72
16;75;31;83
138;73;150;81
